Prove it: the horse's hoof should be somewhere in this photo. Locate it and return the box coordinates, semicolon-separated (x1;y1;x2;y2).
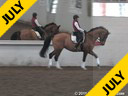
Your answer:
44;55;47;58
48;65;51;68
42;54;47;58
48;62;52;68
42;55;46;58
57;67;63;70
56;66;63;70
57;68;63;70
56;62;62;69
58;68;63;70
82;67;87;70
81;66;87;70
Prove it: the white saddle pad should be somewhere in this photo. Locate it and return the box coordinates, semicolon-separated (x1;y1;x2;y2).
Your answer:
71;35;77;43
32;29;41;39
71;32;85;44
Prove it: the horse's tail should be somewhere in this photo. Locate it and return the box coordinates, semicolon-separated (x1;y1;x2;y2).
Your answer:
40;35;52;57
10;31;21;40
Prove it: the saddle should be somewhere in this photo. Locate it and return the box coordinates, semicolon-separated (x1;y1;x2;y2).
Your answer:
32;29;41;39
71;32;85;44
71;32;85;50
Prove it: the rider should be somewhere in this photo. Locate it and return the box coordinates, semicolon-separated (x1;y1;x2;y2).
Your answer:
31;12;45;39
72;15;86;49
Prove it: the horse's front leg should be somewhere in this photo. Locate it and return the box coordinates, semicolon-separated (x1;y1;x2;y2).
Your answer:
54;49;63;69
89;51;100;68
48;51;56;68
81;52;88;70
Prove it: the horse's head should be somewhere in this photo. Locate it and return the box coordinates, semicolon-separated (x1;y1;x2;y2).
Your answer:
98;26;110;45
44;22;60;39
51;25;60;35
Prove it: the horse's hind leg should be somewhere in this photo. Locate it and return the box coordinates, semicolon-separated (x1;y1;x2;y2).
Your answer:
48;51;56;68
89;51;100;68
81;52;88;70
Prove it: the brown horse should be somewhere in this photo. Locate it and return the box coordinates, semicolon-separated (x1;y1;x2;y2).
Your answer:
10;23;60;40
40;26;110;70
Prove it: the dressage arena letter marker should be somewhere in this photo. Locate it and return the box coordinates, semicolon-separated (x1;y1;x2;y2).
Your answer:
0;0;37;37
86;54;128;96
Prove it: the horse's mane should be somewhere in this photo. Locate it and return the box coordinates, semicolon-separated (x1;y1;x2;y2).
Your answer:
44;22;56;28
88;26;107;33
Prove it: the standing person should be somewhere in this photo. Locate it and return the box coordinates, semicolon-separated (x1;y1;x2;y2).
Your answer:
72;15;86;49
31;12;45;39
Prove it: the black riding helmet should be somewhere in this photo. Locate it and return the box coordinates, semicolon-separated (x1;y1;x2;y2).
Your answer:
33;12;37;17
73;15;79;19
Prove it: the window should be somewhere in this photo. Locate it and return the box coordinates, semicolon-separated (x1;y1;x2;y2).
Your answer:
93;0;128;3
93;0;128;17
51;0;58;14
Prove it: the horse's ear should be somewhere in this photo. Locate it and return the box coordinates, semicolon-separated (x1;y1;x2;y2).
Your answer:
57;25;61;29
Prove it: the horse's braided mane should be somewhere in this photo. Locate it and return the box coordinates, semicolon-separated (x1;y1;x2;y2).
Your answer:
44;22;56;28
87;26;106;33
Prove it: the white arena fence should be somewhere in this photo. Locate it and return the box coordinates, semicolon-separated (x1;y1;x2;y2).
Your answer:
0;40;115;66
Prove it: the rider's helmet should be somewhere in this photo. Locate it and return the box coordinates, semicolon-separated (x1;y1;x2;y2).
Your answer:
33;12;37;18
73;15;79;20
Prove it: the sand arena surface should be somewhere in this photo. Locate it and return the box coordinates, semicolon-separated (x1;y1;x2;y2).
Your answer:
0;66;127;96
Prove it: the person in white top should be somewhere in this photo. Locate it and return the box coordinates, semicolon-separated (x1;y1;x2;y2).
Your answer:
34;19;42;27
31;12;45;39
72;15;86;49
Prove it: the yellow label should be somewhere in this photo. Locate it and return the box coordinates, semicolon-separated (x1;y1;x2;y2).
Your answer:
0;0;37;37
86;54;128;96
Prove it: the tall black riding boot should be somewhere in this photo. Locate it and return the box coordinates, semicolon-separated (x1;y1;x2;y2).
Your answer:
75;40;81;49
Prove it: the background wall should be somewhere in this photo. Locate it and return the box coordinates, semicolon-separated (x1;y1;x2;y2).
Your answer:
55;0;92;32
20;0;47;25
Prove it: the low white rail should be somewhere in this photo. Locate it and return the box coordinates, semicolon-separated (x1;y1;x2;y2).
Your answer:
0;40;119;66
0;40;94;66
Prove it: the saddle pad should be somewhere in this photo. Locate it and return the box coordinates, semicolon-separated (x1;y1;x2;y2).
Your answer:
71;35;77;43
32;29;41;39
71;32;85;44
